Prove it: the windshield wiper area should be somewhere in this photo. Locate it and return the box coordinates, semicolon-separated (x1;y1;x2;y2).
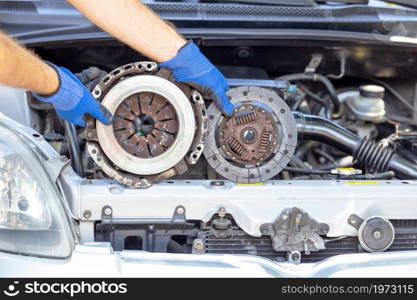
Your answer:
201;0;369;6
382;0;417;9
208;0;318;5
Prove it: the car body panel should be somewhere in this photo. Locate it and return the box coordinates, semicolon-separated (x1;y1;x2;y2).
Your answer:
0;243;417;277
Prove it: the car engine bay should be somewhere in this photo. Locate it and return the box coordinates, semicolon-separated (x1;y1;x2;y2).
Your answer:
9;38;417;264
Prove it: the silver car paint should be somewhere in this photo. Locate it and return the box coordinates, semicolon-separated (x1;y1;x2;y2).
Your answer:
1;85;417;277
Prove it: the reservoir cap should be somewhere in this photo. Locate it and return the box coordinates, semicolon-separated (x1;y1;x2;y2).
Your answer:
360;85;385;99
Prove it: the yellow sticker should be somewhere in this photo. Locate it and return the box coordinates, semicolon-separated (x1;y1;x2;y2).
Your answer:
345;181;379;185
236;182;265;186
337;168;356;171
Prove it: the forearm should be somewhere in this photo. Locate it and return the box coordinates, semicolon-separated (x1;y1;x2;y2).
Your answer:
0;32;59;95
68;0;186;62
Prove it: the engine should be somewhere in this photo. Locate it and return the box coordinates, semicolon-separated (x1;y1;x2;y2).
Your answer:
77;62;417;187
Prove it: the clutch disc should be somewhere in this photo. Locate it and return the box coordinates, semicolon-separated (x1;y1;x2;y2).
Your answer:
203;86;297;183
113;91;178;159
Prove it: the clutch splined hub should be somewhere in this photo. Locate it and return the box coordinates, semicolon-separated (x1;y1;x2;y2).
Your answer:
219;105;278;165
204;86;297;183
85;62;207;188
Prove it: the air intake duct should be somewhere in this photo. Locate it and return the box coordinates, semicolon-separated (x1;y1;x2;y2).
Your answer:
294;113;417;179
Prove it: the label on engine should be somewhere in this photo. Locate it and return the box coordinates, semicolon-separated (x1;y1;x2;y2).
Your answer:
345;181;379;185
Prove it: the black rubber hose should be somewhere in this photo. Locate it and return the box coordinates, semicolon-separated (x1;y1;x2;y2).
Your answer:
297;83;331;115
64;121;84;177
279;73;341;117
294;112;417;179
344;171;396;180
294;112;359;154
283;167;331;175
284;168;395;180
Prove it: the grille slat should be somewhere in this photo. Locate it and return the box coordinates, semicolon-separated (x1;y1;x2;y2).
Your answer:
205;220;417;263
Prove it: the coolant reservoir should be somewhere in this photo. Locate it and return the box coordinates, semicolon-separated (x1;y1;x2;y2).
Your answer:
346;85;386;122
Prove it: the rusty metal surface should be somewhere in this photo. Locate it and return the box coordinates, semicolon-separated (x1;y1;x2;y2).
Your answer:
219;105;278;165
113;92;178;159
86;62;207;188
204;86;298;183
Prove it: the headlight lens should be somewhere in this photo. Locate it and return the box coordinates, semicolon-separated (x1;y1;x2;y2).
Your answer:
0;123;73;258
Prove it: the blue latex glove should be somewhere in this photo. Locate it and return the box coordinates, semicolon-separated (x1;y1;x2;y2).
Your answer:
33;63;113;127
159;41;234;116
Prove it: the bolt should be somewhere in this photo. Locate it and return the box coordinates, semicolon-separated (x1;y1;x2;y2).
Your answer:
291;252;301;261
176;207;184;215
87;132;93;138
320;224;329;234
83;210;92;219
104;207;112;216
194;240;204;250
350;217;357;224
373;230;382;239
138;179;148;187
260;224;269;235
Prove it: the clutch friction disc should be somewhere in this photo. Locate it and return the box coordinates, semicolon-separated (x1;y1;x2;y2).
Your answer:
204;86;297;183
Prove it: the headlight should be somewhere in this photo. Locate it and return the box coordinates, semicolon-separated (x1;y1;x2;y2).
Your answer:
0;122;74;258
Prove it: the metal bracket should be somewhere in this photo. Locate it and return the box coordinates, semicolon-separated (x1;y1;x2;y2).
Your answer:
164;205;187;233
102;205;113;220
305;54;323;74
347;214;364;230
174;206;186;218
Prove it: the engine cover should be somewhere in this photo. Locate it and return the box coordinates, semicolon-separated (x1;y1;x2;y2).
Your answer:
85;62;207;188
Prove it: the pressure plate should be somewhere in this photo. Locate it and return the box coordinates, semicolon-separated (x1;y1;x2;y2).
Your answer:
85;62;207;188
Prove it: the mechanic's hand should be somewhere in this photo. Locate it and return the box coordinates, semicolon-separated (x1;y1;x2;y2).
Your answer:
33;63;113;127
159;41;234;116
